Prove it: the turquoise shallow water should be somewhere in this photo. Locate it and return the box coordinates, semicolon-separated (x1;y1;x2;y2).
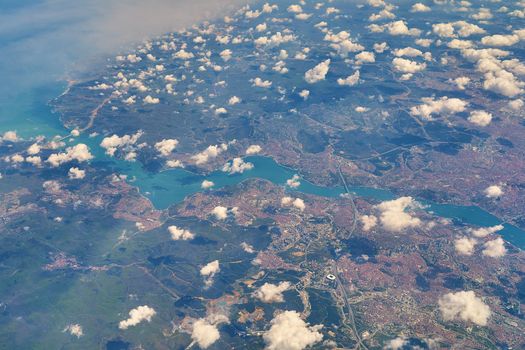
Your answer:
1;82;524;249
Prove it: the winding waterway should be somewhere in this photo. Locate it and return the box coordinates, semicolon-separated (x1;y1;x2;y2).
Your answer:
2;82;525;250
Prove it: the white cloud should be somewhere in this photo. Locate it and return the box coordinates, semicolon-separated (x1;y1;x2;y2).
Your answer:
47;144;94;167
191;319;221;349
360;215;377;231
375;197;421;232
484;185;503;198
411;3;431;12
482;237;507;258
100;131;142;156
155;139;178;156
508;99;524;110
144;95;160;104
200;260;220;287
1;131;19;142
68;167;86;180
168;225;195;240
191;143;228;165
469;224;504;238
254;32;295;47
392;57;426;73
254;281;291;303
468;110;492;126
287;4;303;13
299;89;310;100
453;76;470;90
373;42;388;53
119;305;156;329
228;96;241;105
385;336;408;350
27;143;41;155
281;196;305;211
438;291;491;326
246;144;262;155
263;311;323;350
454;237;477;255
337;70;360;86
222;157;254;174
201;180;214;189
252;77;273;88
304;59;331;84
481;34;519;47
211;206;230;220
355;51;375;64
385;20;422;36
410;97;467;119
63;324;83;338
241;242;255;253
286;174;301;188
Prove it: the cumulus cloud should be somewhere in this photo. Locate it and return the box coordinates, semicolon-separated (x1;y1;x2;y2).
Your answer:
100;131;142;156
119;305;156;329
484;185;503;198
168;225;195;240
438;291;491;326
337;70;360;86
468;110;492;126
355;51;375;64
360;215;377;231
254;281;291;303
154;139;178;156
304;59;331;84
482;237;507;258
222;157;254;174
192;143;228;165
411;3;431;12
68;167;86;179
263;311;323;350
468;224;504;238
281;196;305;211
246;144;262;155
410;96;467;120
375;197;421;232
47;144;94;167
1;131;19;143
481;34;519;47
201;180;214;189
63;324;83;338
286;174;301;188
252;77;273;88
200;260;220;287
191;319;221;349
454;237;477;255
392;57;427;73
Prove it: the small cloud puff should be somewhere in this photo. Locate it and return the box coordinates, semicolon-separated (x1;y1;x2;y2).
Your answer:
192;143;228;165
468;110;492;126
484;185;503;198
360;215;377;231
410;96;467;120
286;174;301;188
375;197;421;232
454;237;477;255
168;225;195;240
263;310;323;350
304;59;331;84
63;324;83;338
482;237;507;258
222;157;254;174
68;167;86;180
438;291;491;326
281;196;305;211
201;180;214;189
191;319;221;349
155;139;178;156
119;305;156;330
254;281;291;303
246;144;262;155
337;70;360;86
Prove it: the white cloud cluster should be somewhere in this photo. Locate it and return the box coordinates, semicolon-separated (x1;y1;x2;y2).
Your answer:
63;324;83;338
47;144;94;167
392;57;427;73
454;237;477;255
432;21;485;38
68;167;86;180
222;157;254;174
324;31;364;58
286;174;301;188
192;143;228;165
168;225;195;240
337;70;360;86
254;281;291;303
281;196;305;211
210;205;238;220
482;237;507;258
410;97;467;120
246;144;262;155
468;110;492;127
360;215;378;231
438;291;491;326
191;319;221;349
100;131;142;157
484;185;503;198
155;139;178;156
468;224;504;238
119;305;156;329
375;197;421;232
263;311;323;350
370;20;422;36
254;32;295;47
304;59;331;84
